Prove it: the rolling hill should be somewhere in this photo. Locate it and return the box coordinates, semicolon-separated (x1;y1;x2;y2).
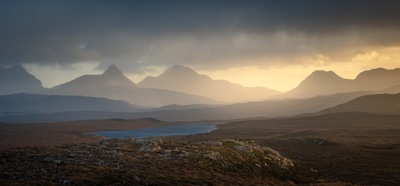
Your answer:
0;91;371;123
317;93;400;115
0;93;142;115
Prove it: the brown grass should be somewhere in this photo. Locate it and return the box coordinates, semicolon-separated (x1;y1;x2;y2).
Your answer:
0;118;184;151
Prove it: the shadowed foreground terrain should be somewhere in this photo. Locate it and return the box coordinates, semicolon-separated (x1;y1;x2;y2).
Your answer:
167;112;400;185
0;118;180;151
0;138;346;185
1;112;400;185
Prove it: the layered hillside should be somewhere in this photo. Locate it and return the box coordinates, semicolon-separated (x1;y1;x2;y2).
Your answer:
274;68;400;99
138;65;281;103
40;65;220;107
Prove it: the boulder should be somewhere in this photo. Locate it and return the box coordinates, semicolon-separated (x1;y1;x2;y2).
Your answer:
149;138;162;144
124;136;135;143
136;139;146;144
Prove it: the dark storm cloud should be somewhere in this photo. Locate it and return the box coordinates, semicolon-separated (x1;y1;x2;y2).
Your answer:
1;0;400;72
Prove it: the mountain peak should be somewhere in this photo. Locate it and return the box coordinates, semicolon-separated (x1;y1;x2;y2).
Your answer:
355;68;400;80
161;65;198;77
9;65;28;73
310;70;337;76
102;65;123;76
305;70;342;81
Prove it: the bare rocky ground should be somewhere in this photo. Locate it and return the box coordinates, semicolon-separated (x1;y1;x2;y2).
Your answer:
0;137;346;186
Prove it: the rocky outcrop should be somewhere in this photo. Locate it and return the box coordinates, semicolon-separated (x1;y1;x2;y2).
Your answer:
135;138;294;168
0;137;329;185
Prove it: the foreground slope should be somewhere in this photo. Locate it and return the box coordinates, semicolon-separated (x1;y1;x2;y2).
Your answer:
0;136;339;185
40;65;220;107
0;65;44;95
138;65;281;102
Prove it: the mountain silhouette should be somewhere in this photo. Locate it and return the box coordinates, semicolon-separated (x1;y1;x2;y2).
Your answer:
54;64;139;92
353;68;400;90
138;65;281;102
0;65;44;95
40;65;220;107
274;68;400;99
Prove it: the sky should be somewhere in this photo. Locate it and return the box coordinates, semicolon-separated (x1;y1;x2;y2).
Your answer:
1;1;400;92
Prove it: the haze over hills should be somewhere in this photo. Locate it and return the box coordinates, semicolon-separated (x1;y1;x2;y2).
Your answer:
0;93;142;115
38;65;221;107
316;93;400;115
138;65;281;103
0;65;44;95
0;90;372;123
274;68;400;99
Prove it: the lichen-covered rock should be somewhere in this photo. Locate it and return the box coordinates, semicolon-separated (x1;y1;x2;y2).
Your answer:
136;139;146;144
262;147;280;157
124;136;135;143
204;151;220;160
149;137;162;144
262;147;294;168
235;145;256;157
267;153;281;161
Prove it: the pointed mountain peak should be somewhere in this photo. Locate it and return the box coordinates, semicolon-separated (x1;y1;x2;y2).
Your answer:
161;65;198;77
9;65;27;73
102;65;123;76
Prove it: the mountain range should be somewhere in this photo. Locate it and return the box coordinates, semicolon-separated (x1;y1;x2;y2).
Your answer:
138;65;281;103
39;65;221;107
274;68;400;99
0;65;44;95
2;64;400;123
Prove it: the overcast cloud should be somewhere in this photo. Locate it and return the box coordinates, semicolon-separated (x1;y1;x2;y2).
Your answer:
1;0;400;86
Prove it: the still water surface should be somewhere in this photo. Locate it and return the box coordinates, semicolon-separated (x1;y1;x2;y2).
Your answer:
85;124;217;139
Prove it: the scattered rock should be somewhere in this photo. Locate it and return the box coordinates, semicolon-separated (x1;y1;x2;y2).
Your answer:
63;180;71;184
124;136;135;143
149;137;162;144
136;139;146;144
235;145;255;157
204;151;220;160
133;175;141;182
96;145;107;151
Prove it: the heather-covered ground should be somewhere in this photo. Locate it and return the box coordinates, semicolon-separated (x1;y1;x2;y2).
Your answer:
1;112;400;185
0;138;345;185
